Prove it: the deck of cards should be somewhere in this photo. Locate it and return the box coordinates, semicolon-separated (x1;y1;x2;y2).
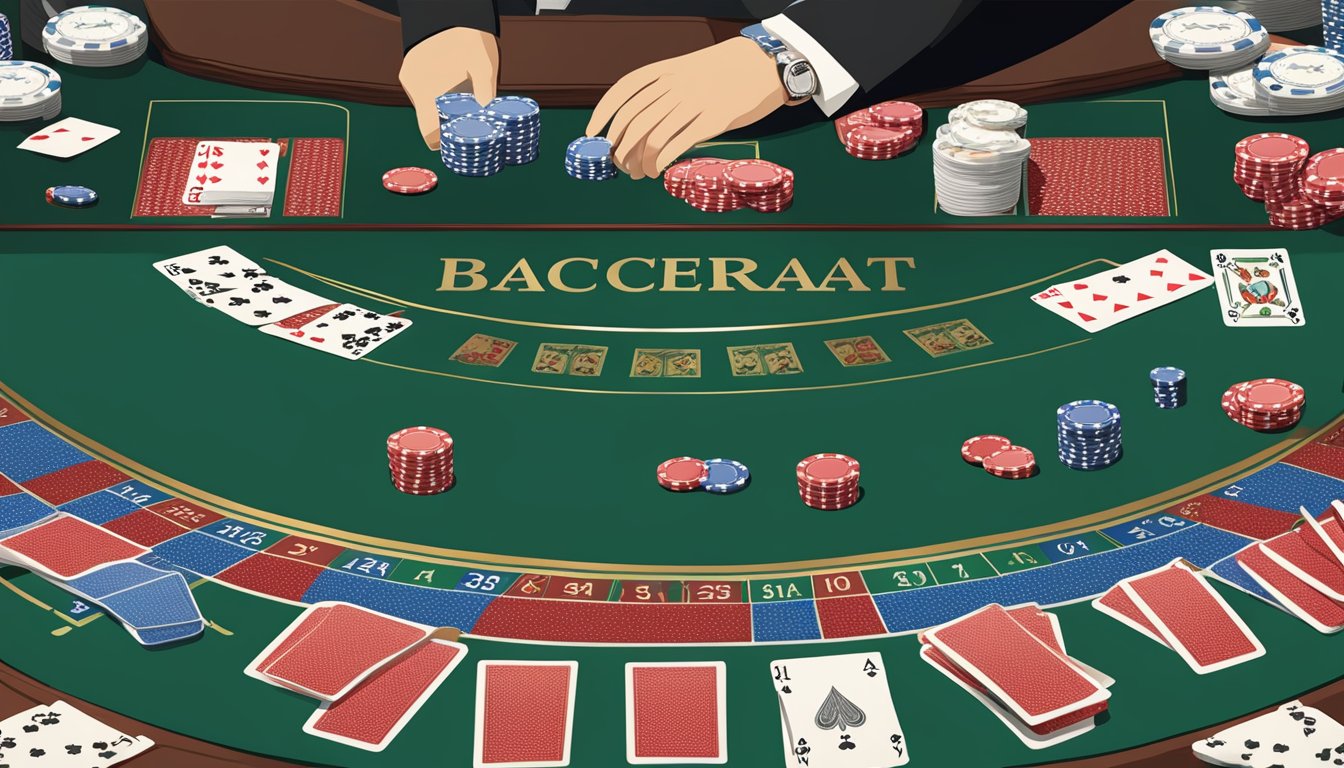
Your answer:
0;514;206;646
1211;248;1306;327
1226;500;1344;634
1193;699;1344;767
771;651;909;767
0;700;155;767
919;603;1113;750
153;246;413;359
1093;559;1265;674
1031;249;1213;332
180;140;279;218
246;601;467;752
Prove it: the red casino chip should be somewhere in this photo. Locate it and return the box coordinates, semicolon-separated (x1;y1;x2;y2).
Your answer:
867;100;924;130
382;167;439;195
1234;133;1310;167
961;435;1013;466
388;426;453;456
657;457;708;491
796;453;860;487
982;446;1036;479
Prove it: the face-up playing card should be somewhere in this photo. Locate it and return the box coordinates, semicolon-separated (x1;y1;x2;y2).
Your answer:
16;117;120;159
0;515;149;581
1031;250;1213;332
770;652;909;768
1211;249;1305;328
246;601;433;702
625;662;726;765
181;141;279;205
475;661;578;768
303;638;467;752
0;700;155;768
259;303;413;359
1115;560;1265;674
1193;700;1344;768
198;275;333;327
152;246;266;300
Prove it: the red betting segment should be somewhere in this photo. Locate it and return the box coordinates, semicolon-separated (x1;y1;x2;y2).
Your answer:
683;581;744;604
146;498;223;529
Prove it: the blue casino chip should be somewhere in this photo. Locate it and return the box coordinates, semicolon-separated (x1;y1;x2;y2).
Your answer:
46;185;97;207
436;92;484;121
564;137;618;181
701;458;750;494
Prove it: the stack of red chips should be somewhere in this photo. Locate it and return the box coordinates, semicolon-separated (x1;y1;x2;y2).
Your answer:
834;100;924;160
981;446;1037;480
663;157;794;213
796;453;861;510
1233;133;1344;230
387;426;454;495
1221;378;1306;432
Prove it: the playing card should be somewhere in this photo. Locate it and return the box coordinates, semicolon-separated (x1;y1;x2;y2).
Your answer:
246;601;432;701
1006;604;1114;689
1238;543;1344;634
152;246;266;300
770;652;909;767
1031;249;1213;332
918;646;1095;750
1193;700;1344;768
626;662;726;765
1210;248;1305;328
475;661;578;768
283;138;345;217
1260;527;1344;601
0;700;155;767
1027;137;1169;217
0;515;149;581
1298;502;1344;570
259;303;413;359
198;275;333;327
1117;560;1265;674
303;638;467;752
42;561;205;645
17;117;120;158
181;141;279;206
1093;584;1168;647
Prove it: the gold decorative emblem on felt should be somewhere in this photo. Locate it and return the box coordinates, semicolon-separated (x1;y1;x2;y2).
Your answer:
449;333;517;367
902;318;993;358
630;348;701;378
726;343;803;376
824;336;890;367
531;343;608;377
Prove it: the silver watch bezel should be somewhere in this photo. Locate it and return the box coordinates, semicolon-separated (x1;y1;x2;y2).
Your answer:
776;51;816;103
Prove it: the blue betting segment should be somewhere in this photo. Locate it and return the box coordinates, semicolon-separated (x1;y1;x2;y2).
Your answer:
0;422;91;482
1214;463;1344;517
1209;552;1281;608
200;518;277;551
152;531;252;576
103;479;172;508
60;491;139;525
300;569;494;630
132;620;205;646
1039;535;1104;562
0;493;55;537
64;562;163;599
100;573;201;629
453;569;514;594
1099;513;1192;546
751;600;822;642
336;551;400;580
872;525;1252;633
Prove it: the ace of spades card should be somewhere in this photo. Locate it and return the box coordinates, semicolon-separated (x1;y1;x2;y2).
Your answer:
1210;248;1306;328
771;652;909;768
1030;250;1212;332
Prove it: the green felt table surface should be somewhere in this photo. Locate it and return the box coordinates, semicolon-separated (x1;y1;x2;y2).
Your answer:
4;3;1344;765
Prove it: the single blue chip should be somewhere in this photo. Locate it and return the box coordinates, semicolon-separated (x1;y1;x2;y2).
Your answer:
702;458;750;494
486;95;540;120
445;115;501;144
567;136;612;160
48;185;97;207
1149;366;1186;385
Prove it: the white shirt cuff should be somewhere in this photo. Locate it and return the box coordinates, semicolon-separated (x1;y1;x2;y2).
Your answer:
761;13;860;117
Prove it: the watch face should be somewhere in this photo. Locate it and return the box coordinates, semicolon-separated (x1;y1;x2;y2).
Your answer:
784;61;816;99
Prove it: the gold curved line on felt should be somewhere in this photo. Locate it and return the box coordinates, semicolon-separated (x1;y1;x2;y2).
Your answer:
130;99;352;220
359;339;1091;395
2;379;1333;579
266;258;1123;334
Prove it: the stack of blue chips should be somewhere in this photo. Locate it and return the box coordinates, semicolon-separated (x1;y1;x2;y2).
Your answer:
0;13;12;61
1327;0;1342;53
483;96;541;166
565;136;618;181
441;115;504;177
1150;366;1187;409
1057;400;1123;470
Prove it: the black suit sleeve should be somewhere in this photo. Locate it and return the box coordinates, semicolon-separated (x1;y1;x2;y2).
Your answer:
781;0;983;92
398;0;500;51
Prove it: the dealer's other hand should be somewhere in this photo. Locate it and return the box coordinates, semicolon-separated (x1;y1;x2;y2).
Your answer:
400;27;500;151
586;38;789;180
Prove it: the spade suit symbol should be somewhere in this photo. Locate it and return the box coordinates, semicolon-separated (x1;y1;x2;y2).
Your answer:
814;687;866;732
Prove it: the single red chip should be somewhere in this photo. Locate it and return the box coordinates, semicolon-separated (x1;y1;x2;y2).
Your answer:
382;167;439;195
961;435;1013;466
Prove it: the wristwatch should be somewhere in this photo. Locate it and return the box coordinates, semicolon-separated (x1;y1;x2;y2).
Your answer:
740;23;817;105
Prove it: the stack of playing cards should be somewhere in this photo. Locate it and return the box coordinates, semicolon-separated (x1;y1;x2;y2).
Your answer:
0;514;206;646
1192;699;1344;767
180;141;279;218
1093;559;1265;674
1227;501;1344;634
0;700;155;767
919;603;1113;749
1031;250;1214;332
154;247;413;359
246;602;467;751
771;652;910;767
1211;249;1306;327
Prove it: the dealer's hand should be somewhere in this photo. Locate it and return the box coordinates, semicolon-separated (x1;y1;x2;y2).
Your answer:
586;38;790;180
400;27;500;150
